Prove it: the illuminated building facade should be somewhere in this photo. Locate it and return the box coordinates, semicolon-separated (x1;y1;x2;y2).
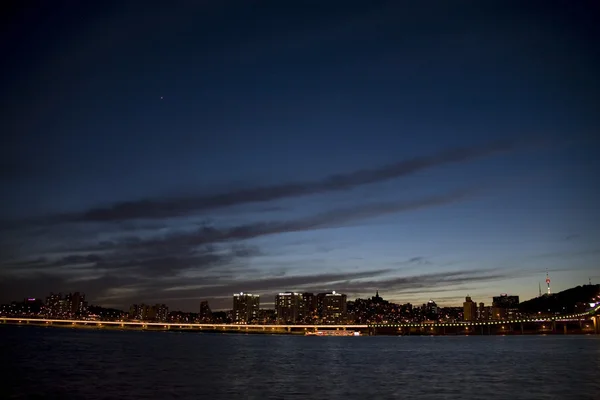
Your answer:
323;291;347;324
275;292;302;323
463;296;477;321
128;303;169;321
232;292;260;324
44;292;88;318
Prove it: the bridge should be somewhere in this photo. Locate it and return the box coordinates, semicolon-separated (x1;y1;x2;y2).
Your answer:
370;304;600;335
0;318;367;333
2;303;598;335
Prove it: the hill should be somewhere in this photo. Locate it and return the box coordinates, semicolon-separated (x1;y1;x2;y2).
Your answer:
518;284;599;314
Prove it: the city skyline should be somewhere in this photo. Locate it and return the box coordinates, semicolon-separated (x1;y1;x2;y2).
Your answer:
1;2;599;312
5;283;598;328
0;285;541;313
3;282;599;333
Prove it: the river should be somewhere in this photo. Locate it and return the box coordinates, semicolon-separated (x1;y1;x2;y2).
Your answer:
2;325;598;399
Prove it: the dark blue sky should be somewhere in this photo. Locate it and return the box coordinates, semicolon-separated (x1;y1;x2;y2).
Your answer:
1;1;598;310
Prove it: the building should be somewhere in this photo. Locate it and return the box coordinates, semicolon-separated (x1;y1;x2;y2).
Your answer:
463;296;477;321
258;309;276;324
168;311;195;323
372;291;386;304
0;298;44;317
426;300;439;320
322;291;347;324
43;292;88;318
128;304;168;321
21;298;44;316
300;292;316;323
492;294;519;309
129;304;144;320
316;293;328;319
211;311;230;324
45;293;64;317
492;294;519;320
65;292;87;316
478;302;488;320
275;292;302;324
154;304;169;322
199;301;212;323
232;292;260;324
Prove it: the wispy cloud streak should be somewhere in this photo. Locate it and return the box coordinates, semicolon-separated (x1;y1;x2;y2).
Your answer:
69;141;516;222
114;188;478;251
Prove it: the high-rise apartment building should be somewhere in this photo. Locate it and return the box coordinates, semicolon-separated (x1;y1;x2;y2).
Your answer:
232;292;260;324
65;292;87;316
154;304;169;322
463;296;477;321
300;292;316;323
322;291;347;324
275;292;302;323
316;292;327;318
44;292;87;318
129;304;144;320
199;300;212;323
426;300;439;320
45;293;63;317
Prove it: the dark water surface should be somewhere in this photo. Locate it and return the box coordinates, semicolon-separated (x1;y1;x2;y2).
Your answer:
2;325;599;399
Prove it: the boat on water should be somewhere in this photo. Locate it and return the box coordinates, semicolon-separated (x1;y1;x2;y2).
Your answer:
305;330;361;336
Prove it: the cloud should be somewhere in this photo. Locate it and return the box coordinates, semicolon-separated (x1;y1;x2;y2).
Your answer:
0;185;479;308
101;188;478;253
163;269;393;294
397;256;433;266
0;241;515;310
2;243;259;280
331;269;510;294
0;266;393;309
115;268;511;311
62;140;516;222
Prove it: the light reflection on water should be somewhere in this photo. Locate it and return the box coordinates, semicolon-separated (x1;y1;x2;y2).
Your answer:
2;326;599;400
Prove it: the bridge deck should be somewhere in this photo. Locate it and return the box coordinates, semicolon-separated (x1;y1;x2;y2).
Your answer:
0;305;596;330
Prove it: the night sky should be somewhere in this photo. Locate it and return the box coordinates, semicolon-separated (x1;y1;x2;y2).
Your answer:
1;1;598;311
